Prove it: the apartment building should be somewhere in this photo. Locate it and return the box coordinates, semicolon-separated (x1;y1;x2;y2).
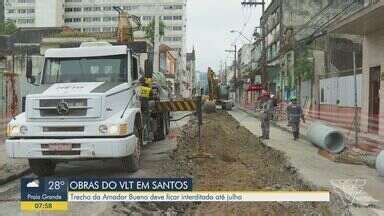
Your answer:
4;0;187;53
0;0;4;22
260;0;328;96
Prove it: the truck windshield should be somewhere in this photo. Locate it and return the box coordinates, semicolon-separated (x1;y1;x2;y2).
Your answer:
42;55;127;84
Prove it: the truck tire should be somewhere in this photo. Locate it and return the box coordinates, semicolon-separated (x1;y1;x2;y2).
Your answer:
122;119;142;172
154;114;166;141
28;159;56;177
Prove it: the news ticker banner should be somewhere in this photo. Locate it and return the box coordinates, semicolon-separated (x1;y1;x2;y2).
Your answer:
20;177;330;211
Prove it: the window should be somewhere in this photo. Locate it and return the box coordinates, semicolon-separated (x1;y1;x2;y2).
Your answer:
163;16;173;20
84;7;92;12
131;57;138;81
142;16;152;21
8;9;15;14
91;27;100;32
173;16;182;20
18;9;26;14
92;17;101;22
83;17;92;22
42;56;128;84
83;28;92;32
65;8;73;12
173;26;182;31
123;6;139;10
103;27;112;32
17;0;34;3
65;18;81;23
103;6;112;11
165;26;182;31
163;37;182;42
93;7;101;11
164;5;183;10
17;18;34;24
27;9;34;14
103;17;112;22
73;7;81;12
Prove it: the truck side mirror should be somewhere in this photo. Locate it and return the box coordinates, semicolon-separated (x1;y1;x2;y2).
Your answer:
26;58;35;84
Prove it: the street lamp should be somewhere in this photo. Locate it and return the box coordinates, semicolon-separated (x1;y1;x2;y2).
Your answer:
230;30;252;43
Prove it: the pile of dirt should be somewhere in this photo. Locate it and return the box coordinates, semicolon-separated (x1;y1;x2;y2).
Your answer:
171;111;346;215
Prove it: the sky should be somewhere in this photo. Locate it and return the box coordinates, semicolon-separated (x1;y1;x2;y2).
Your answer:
186;0;269;73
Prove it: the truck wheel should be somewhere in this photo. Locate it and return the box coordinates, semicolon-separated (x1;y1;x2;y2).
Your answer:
28;159;56;177
154;114;166;141
122;120;142;172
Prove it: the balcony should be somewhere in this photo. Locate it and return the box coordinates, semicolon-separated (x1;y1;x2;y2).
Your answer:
329;0;384;35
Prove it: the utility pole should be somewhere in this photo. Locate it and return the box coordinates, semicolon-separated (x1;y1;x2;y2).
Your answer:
225;45;238;103
353;46;359;147
242;0;266;83
224;61;228;85
153;15;160;74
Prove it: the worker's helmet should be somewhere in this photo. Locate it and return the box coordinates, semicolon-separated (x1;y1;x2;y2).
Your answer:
270;94;275;99
290;96;297;101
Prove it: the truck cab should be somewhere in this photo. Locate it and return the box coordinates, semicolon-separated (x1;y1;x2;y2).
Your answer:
6;42;144;176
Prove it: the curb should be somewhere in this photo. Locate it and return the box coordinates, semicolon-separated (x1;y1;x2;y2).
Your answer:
0;168;31;186
236;106;310;141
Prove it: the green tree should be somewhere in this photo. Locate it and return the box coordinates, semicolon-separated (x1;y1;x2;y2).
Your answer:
294;48;313;81
143;20;165;44
0;20;17;35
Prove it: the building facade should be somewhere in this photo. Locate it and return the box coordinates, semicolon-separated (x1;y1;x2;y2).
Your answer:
4;0;187;53
0;0;4;22
260;0;329;96
330;0;384;137
184;48;195;97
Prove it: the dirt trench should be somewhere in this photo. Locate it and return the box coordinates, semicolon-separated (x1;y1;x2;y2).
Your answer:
102;111;346;216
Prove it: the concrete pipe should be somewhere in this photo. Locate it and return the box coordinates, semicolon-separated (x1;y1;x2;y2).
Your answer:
306;122;345;154
203;101;217;113
376;151;384;177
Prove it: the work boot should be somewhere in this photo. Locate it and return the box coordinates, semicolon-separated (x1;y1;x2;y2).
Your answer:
293;132;299;140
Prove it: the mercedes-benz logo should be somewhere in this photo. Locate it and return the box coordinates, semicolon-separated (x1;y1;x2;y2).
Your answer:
57;101;70;115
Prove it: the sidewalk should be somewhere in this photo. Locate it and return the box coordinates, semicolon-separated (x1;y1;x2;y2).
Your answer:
0;138;30;185
229;107;384;215
238;105;384;155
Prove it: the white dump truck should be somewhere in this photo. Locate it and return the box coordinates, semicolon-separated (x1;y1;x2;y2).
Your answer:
5;42;174;176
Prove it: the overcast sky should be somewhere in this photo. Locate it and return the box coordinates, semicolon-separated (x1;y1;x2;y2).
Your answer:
186;0;269;72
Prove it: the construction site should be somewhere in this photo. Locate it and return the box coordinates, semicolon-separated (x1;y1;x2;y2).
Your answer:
0;0;384;215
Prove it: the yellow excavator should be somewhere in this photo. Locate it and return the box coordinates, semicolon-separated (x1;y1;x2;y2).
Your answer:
206;67;233;111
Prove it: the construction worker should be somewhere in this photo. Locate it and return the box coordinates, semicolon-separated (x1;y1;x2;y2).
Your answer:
287;96;305;140
138;77;153;143
260;92;274;140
